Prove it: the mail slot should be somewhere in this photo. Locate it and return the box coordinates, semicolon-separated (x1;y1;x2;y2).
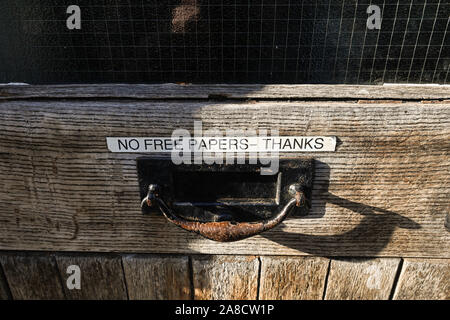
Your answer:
137;159;314;242
173;171;280;205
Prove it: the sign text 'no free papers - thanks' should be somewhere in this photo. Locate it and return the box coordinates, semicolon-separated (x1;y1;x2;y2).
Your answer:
106;136;337;153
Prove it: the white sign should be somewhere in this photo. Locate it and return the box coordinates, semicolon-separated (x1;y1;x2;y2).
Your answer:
106;136;336;153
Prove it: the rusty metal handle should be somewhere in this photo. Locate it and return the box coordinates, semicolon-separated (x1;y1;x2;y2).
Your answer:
142;184;304;242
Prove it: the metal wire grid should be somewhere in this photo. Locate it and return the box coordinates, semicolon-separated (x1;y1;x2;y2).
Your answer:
0;0;448;84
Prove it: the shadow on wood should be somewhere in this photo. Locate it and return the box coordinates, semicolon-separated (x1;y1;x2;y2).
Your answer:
261;160;421;258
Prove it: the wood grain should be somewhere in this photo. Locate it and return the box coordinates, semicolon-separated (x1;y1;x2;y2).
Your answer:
0;100;449;257
324;258;401;300
122;254;191;300
0;264;11;300
259;256;329;300
0;252;448;300
192;255;259;300
0;254;65;299
0;84;448;100
393;259;450;300
55;255;128;300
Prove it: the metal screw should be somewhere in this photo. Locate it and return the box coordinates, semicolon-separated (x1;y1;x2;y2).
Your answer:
141;184;160;208
148;184;159;195
289;183;305;207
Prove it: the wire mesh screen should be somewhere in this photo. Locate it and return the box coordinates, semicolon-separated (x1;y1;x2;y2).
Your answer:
0;0;448;84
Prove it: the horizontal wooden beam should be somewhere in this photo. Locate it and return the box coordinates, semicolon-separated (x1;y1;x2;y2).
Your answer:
0;100;448;257
0;84;449;100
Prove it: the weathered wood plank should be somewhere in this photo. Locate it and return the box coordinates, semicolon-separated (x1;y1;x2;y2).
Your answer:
259;256;329;300
0;254;65;300
0;263;11;300
324;258;401;300
192;256;259;300
393;259;450;300
0;84;449;100
122;255;190;300
55;255;128;300
0;100;449;257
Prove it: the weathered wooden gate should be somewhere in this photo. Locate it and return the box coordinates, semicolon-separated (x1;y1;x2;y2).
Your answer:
0;84;448;299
